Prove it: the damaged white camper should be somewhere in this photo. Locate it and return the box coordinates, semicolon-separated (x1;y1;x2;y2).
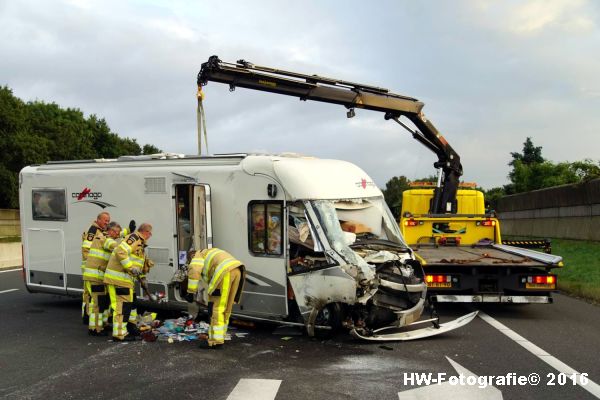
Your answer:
20;153;475;340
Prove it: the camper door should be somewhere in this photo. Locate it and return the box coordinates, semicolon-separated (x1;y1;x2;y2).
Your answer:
192;184;212;251
174;183;212;267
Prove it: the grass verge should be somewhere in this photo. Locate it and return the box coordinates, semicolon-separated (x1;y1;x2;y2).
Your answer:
551;239;600;304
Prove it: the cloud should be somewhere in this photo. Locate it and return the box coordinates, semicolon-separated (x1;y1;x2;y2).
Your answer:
1;0;599;190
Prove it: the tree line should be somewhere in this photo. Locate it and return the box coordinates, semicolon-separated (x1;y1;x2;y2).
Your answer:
383;137;600;216
0;86;161;209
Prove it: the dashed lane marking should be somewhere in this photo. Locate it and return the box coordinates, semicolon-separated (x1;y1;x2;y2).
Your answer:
0;289;19;294
226;379;282;400
478;310;600;399
0;268;21;274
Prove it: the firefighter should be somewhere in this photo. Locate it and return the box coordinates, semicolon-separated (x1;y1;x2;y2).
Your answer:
81;212;111;325
103;223;153;342
83;221;122;336
185;248;245;349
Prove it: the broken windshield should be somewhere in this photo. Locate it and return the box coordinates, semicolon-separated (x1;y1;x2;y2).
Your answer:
318;198;407;244
307;197;408;264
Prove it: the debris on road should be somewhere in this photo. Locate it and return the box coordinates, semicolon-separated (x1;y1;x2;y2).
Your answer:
133;312;249;344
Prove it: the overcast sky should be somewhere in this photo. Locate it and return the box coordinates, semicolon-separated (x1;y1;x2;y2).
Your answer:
2;0;599;189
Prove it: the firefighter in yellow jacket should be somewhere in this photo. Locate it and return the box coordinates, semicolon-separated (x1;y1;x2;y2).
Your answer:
186;248;245;349
81;212;111;325
103;223;153;341
83;221;122;336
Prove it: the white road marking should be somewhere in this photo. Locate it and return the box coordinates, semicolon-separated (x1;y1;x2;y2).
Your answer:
226;379;282;400
398;357;503;400
478;310;600;399
0;268;21;273
0;289;19;294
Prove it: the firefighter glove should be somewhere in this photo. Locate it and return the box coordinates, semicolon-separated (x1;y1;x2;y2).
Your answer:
130;267;141;276
185;293;194;303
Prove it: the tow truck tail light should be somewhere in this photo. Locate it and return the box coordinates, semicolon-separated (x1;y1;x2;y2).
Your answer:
425;274;452;284
522;275;557;288
404;219;418;227
477;219;496;227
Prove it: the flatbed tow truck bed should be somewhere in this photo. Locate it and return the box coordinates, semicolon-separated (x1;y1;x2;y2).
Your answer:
414;245;546;267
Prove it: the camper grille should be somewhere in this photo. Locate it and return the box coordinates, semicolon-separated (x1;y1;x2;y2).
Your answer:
146;247;170;265
145;177;166;193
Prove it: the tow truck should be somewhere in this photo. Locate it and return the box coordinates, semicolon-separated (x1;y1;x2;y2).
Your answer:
401;183;562;303
197;56;480;340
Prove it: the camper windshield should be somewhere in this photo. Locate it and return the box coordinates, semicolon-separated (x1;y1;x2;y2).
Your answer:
312;197;406;244
307;197;409;263
287;197;409;274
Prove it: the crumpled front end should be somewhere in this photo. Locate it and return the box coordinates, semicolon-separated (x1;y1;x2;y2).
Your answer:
288;199;431;338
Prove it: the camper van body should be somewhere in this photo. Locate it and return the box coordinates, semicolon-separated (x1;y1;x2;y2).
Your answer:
20;153;425;334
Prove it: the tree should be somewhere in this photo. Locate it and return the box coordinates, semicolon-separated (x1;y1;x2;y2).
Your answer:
143;144;161;155
381;176;411;218
505;138;599;194
0;86;162;209
506;137;546;194
570;159;600;181
509;137;544;166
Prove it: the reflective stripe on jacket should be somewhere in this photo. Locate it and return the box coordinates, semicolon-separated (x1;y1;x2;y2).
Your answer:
83;234;120;283
187;248;245;302
103;232;145;289
81;222;103;268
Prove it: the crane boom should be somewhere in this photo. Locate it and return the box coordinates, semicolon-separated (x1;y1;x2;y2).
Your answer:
198;55;463;213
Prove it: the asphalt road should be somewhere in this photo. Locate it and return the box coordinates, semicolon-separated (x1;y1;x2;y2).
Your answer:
1;267;599;400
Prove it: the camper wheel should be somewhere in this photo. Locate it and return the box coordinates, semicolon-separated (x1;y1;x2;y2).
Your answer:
313;303;344;338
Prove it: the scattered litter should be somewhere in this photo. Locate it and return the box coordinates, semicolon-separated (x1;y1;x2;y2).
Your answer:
132;311;249;344
281;336;293;341
379;345;393;351
141;331;157;342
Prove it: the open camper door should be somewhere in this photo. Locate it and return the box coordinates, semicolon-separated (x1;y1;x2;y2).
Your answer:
192;184;212;251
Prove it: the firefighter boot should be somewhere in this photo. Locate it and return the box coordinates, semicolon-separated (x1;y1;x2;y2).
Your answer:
126;322;140;337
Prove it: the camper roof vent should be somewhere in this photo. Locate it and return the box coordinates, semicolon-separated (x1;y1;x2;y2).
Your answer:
145;177;167;194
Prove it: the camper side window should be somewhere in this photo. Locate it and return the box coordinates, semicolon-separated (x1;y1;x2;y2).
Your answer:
249;201;283;256
32;189;67;221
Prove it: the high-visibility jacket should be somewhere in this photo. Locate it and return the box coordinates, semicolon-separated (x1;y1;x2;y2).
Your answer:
103;232;146;289
81;222;104;268
83;231;120;284
187;248;245;302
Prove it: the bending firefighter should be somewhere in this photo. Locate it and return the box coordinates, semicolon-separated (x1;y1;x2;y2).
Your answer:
103;223;154;341
81;212;111;325
186;248;245;349
83;221;122;336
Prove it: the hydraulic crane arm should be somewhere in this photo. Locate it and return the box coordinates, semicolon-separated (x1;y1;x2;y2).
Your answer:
198;55;463;213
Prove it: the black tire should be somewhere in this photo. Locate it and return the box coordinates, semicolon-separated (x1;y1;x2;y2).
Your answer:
314;303;344;338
